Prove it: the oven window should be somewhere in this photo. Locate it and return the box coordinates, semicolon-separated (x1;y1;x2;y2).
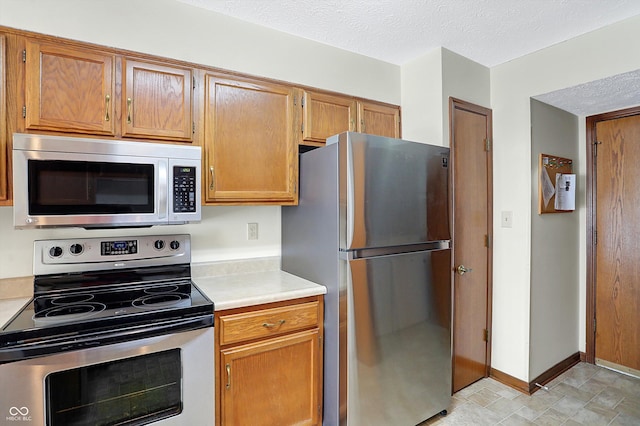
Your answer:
46;349;182;425
28;160;154;215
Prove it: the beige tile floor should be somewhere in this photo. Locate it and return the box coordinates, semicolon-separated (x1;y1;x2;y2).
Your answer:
420;362;640;425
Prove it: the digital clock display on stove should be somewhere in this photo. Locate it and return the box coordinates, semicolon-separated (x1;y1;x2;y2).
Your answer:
101;240;138;255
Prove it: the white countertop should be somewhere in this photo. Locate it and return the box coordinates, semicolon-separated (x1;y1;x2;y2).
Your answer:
0;270;324;330
0;298;30;329
195;270;326;311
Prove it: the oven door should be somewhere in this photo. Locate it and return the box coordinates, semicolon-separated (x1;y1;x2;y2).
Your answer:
0;327;214;426
13;149;167;229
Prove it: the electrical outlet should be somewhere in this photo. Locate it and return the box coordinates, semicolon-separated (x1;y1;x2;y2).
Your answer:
247;223;258;240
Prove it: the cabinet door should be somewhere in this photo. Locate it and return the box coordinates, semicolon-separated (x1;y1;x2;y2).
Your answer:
204;74;298;204
24;39;115;135
357;101;401;138
122;59;193;141
0;34;7;202
302;90;356;146
221;330;321;426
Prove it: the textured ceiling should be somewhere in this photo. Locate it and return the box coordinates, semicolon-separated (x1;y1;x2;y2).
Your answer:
176;0;640;116
176;0;640;67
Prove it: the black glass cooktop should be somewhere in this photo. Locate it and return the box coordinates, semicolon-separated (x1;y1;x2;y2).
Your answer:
0;265;213;350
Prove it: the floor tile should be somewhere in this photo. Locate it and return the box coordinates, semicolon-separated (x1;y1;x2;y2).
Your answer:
418;363;639;426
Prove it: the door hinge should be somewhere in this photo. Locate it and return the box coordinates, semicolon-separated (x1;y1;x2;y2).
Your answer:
22;106;26;118
485;234;491;248
484;138;491;152
483;329;489;342
22;49;26;63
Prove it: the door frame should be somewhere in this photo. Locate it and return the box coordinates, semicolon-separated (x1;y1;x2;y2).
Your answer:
585;105;640;364
449;97;494;385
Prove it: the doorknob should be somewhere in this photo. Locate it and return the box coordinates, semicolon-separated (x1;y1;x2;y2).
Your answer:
457;265;473;275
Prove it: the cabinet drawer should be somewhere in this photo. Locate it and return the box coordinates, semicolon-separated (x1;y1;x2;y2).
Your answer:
219;301;319;346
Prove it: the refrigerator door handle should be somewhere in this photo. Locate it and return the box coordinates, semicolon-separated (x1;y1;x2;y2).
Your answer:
342;240;451;260
346;140;355;249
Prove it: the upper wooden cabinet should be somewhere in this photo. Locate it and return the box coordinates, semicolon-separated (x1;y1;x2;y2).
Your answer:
301;90;356;146
357;100;401;138
24;39;115;135
204;73;299;204
121;59;193;141
21;40;194;142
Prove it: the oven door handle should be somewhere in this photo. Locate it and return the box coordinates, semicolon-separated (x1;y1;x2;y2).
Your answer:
0;314;213;364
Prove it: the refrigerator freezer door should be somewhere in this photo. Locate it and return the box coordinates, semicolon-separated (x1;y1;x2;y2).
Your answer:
338;132;450;251
344;248;452;425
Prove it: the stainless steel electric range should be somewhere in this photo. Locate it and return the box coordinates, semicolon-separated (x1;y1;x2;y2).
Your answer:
0;234;215;426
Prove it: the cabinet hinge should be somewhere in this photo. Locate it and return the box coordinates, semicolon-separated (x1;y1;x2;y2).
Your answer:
594;230;597;245
192;122;195;134
301;122;304;133
483;329;489;342
485;234;491;248
485;138;491;152
192;76;196;90
22;49;26;63
301;95;305;107
593;318;596;333
22;106;26;118
293;95;297;106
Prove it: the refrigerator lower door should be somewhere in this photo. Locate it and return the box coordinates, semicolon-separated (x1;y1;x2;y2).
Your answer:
344;249;451;425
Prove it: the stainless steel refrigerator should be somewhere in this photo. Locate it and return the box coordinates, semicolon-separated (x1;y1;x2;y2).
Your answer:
282;132;452;426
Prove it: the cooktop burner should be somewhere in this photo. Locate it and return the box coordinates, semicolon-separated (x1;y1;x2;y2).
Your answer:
0;234;213;362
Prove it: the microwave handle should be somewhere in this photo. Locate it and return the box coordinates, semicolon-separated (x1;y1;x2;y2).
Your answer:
158;161;168;219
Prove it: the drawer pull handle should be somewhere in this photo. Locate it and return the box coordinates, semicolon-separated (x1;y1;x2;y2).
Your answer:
263;319;286;328
225;363;231;389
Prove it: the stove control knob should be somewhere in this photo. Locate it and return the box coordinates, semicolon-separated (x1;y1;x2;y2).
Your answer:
170;240;180;251
49;246;63;258
69;244;84;255
154;240;165;250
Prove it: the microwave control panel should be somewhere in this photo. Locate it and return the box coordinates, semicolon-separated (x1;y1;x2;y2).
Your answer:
173;166;197;213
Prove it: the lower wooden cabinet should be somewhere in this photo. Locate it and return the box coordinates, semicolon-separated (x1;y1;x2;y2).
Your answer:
215;296;323;426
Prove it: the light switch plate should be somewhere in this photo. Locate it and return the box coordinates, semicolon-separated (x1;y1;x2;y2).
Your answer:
501;211;513;228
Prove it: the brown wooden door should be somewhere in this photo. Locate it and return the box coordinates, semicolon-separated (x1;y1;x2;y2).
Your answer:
594;114;640;375
450;98;493;392
220;330;321;426
301;90;356;146
122;59;193;141
357;101;400;138
204;73;298;204
24;39;115;135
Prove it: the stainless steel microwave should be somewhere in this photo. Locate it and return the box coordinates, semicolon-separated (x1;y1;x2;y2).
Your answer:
12;133;201;229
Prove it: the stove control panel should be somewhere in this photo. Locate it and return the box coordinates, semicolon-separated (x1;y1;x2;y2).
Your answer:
34;234;191;275
101;240;138;256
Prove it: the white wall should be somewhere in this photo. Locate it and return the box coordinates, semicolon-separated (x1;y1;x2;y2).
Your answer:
0;0;400;279
491;14;640;381
401;48;443;144
401;47;490;146
529;100;579;379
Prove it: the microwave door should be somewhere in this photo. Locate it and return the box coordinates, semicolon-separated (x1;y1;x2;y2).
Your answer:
14;150;163;228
